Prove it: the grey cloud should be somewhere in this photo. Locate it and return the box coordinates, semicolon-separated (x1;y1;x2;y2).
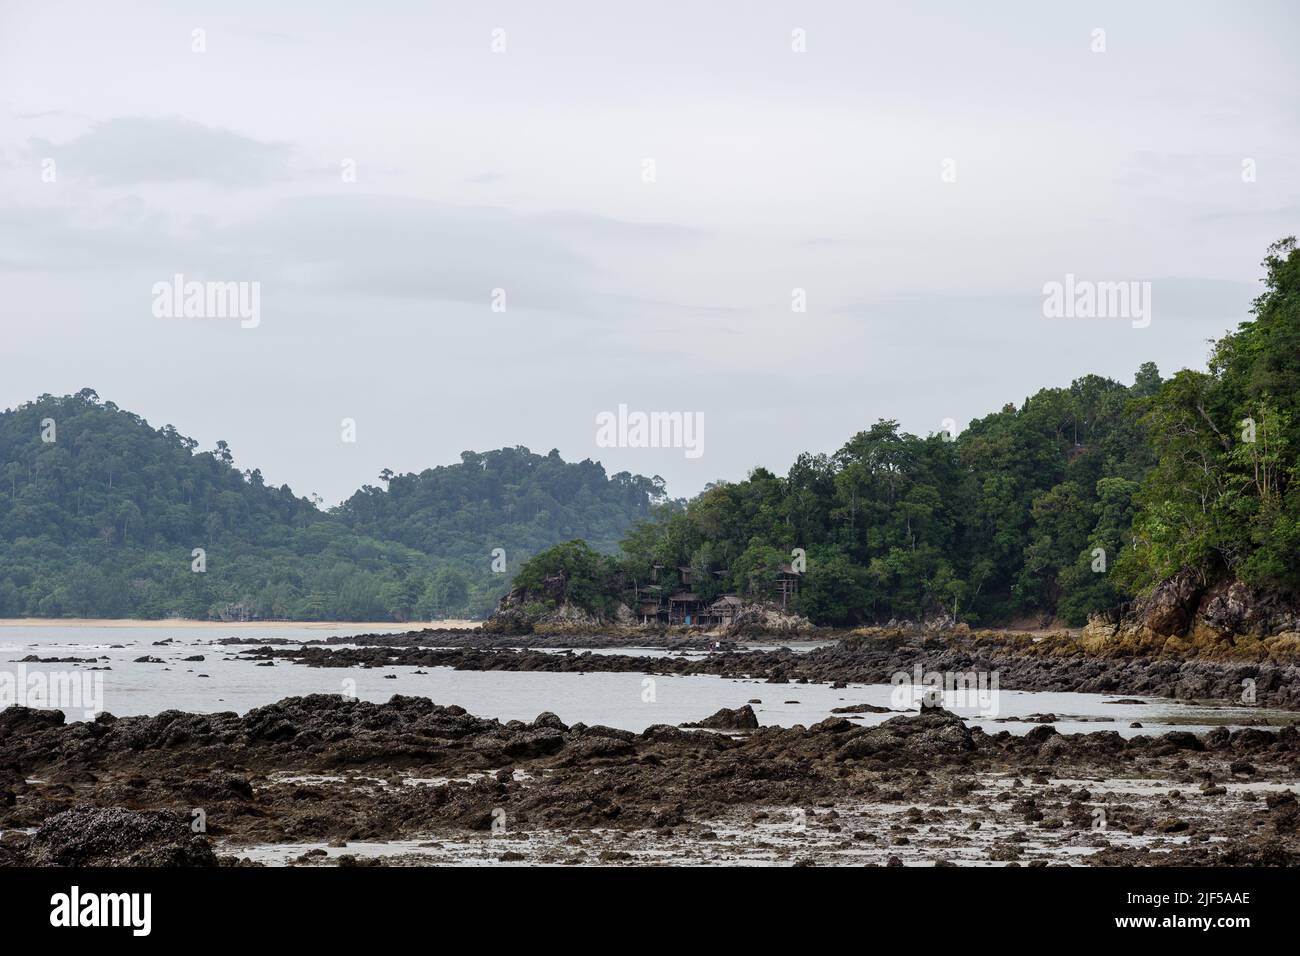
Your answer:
13;109;81;121
527;211;706;244
230;28;304;43
831;280;1257;383
0;198;183;273
26;116;294;187
1194;203;1300;224
0;190;705;319
838;279;1255;333
220;196;602;311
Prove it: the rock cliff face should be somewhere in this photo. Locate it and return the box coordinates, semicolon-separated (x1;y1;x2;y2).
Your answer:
483;574;618;636
1084;573;1300;660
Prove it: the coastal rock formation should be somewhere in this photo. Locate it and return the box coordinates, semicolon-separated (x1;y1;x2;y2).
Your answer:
682;705;760;730
247;627;1300;710
483;577;812;638
3;695;1299;866
483;579;612;636
725;604;815;637
24;806;220;867
1084;573;1300;659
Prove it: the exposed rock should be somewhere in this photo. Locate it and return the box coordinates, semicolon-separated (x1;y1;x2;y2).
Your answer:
1085;573;1300;658
682;705;759;730
483;578;608;635
830;703;893;714
724;604;814;637
22;807;219;867
257;625;1300;710
4;694;1300;867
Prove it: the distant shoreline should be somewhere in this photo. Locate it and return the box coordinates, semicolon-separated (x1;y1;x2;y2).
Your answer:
0;618;480;630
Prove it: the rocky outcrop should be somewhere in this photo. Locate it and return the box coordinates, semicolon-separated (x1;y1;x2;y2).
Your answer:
724;604;814;637
22;806;219;867
834;708;975;761
6;695;1300;866
682;705;760;730
483;577;813;638
482;588;537;635
532;603;612;635
250;626;1300;709
1200;578;1300;637
483;577;618;636
1084;573;1300;659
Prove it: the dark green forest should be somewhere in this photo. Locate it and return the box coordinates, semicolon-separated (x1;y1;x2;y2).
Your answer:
519;238;1300;628
0;399;665;620
5;239;1296;626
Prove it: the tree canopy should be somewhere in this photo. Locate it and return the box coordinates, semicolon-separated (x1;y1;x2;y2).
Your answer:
538;240;1299;628
0;394;665;621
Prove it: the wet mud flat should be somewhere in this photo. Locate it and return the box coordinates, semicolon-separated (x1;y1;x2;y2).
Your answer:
1;695;1297;867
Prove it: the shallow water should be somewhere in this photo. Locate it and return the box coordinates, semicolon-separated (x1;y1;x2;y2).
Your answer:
1;623;1291;736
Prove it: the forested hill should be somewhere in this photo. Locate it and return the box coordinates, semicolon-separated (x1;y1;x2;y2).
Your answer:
336;448;667;560
566;237;1299;629
0;391;666;620
611;365;1162;627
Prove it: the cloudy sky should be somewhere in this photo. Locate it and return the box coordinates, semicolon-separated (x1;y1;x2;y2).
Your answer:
1;0;1298;504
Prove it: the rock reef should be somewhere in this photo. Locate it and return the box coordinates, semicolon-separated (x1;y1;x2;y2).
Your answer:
2;694;1298;866
240;628;1300;710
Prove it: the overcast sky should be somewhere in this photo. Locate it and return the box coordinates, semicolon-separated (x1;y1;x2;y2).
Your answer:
2;0;1298;504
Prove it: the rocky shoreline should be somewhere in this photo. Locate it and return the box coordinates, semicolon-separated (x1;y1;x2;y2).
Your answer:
2;693;1298;867
233;628;1300;711
217;629;732;651
7;615;1300;867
